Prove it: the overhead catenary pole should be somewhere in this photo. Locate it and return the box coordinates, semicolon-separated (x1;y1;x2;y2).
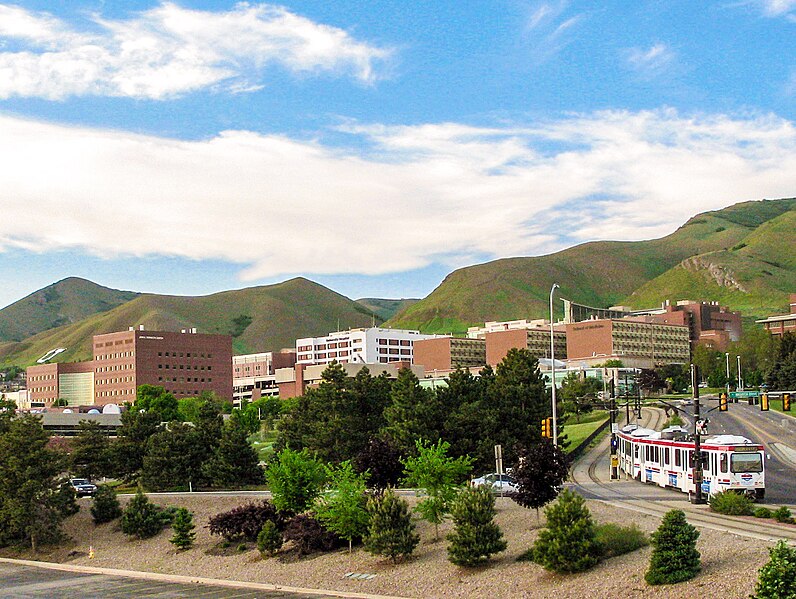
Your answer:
737;355;743;391
549;283;560;446
725;352;730;396
691;363;705;505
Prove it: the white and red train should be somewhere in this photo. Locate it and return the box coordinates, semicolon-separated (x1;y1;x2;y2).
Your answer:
616;424;766;501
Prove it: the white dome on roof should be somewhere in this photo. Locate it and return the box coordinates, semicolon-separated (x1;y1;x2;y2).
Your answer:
102;404;121;414
87;409;100;414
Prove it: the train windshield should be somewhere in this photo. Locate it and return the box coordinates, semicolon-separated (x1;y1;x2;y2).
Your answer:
730;452;763;473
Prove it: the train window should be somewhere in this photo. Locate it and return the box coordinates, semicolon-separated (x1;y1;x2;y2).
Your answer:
655;446;660;464
731;452;763;473
634;445;639;459
688;450;694;467
664;447;670;465
675;449;681;468
720;453;728;473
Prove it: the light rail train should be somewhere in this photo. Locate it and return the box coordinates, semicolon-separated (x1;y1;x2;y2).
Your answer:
616;424;765;501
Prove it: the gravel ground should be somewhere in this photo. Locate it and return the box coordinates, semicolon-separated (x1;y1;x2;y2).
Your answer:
0;494;775;598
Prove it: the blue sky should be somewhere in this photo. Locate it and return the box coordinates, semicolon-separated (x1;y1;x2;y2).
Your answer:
1;1;796;309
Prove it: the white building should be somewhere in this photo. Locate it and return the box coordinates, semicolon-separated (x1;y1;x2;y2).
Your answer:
296;327;444;366
467;319;550;338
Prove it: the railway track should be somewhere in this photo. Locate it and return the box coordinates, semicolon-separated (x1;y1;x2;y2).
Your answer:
570;406;796;544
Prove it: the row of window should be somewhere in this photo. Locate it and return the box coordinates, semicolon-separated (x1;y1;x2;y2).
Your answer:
158;364;212;371
97;364;132;372
95;352;134;360
29;374;55;381
378;347;411;355
158;351;213;358
96;376;133;385
377;339;412;346
97;388;134;397
157;376;212;383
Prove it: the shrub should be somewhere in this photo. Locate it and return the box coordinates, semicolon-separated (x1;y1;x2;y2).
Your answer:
511;441;570;515
773;507;795;524
532;489;601;573
645;510;700;585
364;489;419;564
283;514;340;556
594;523;649;559
120;488;166;539
91;485;122;524
447;486;507;567
266;449;326;515
257;520;283;557
752;540;796;599
754;507;773;519
237;543;248;552
709;491;754;516
208;500;283;542
170;508;196;550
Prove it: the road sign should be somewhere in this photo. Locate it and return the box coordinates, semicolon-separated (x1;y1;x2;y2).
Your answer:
729;391;759;399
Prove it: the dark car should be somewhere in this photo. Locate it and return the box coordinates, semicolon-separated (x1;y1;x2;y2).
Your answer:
70;478;97;497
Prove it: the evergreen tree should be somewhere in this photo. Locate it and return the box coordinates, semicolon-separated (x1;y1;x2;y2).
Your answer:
203;420;263;487
401;439;473;540
364;489;419;563
382;368;438;456
265;448;326;515
645;509;701;585
141;422;206;491
257;520;283;557
170;507;196;550
532;489;601;573
447;486;507;567
70;420;112;481
111;408;162;480
313;461;369;552
120;488;164;539
90;484;122;524
511;441;570;517
767;332;796;391
0;415;74;551
753;540;796;599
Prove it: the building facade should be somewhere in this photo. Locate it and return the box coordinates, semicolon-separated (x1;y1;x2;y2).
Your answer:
26;361;95;407
295;327;442;366
565;318;690;368
275;360;422;399
484;327;567;367
757;294;796;337
232;350;296;405
648;300;742;351
412;337;486;372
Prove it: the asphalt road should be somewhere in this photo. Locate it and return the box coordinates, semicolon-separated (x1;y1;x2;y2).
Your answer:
0;562;338;599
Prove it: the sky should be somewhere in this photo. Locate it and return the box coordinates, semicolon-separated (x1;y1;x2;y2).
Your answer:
1;1;796;309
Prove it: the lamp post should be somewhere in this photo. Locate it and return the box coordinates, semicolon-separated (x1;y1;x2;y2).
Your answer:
737;355;743;391
725;352;730;396
549;283;560;446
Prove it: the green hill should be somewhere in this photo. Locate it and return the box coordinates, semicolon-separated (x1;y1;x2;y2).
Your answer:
387;198;796;333
0;277;139;342
355;298;419;321
0;277;380;366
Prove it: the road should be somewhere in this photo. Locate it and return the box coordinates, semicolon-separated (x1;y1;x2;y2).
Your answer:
0;561;351;599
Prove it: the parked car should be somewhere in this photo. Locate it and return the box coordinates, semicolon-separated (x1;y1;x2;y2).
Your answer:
70;478;97;497
470;473;518;494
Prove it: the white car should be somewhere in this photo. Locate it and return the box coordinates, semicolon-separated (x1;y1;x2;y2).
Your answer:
470;473;518;494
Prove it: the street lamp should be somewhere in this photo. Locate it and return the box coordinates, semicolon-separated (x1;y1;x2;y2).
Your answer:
725;352;730;396
737;355;743;391
549;283;560;446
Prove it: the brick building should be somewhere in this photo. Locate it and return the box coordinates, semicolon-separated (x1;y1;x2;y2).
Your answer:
648;300;742;351
233;350;296;405
275;360;422;399
484;328;567;367
412;337;486;371
26;361;95;407
756;294;796;337
565;318;690;368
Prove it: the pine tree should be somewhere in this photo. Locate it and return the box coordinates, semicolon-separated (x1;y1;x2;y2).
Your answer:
753;540;796;599
120;488;164;539
447;486;507;567
532;489;601;573
203;420;263;487
170;508;196;550
257;520;283;557
70;420;112;481
382;368;437;456
645;509;701;585
364;489;419;564
90;484;122;524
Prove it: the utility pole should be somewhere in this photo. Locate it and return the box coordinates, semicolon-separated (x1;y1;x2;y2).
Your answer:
609;380;619;480
725;352;730;397
737;355;743;392
691;364;705;505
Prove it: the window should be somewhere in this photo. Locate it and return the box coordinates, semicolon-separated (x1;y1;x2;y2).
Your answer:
730;452;763;473
720;453;728;474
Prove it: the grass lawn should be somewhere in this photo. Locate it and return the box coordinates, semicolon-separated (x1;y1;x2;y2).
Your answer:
250;429;278;462
564;410;609;454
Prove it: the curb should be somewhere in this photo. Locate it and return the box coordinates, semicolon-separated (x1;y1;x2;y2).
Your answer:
0;557;409;599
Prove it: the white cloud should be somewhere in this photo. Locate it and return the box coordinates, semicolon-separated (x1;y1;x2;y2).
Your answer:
0;2;389;100
624;43;677;80
1;110;795;281
521;1;583;64
758;0;796;16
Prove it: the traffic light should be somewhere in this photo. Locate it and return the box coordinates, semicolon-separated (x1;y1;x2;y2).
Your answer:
541;418;548;438
784;394;791;412
541;417;553;438
719;393;728;412
761;393;769;411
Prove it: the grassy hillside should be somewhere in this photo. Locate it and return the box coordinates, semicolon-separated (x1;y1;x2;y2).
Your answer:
626;208;796;316
0;277;139;342
387;198;796;333
0;277;380;366
355;298;419;321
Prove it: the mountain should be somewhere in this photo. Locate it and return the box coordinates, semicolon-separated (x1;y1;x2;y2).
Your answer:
387;198;796;333
0;277;139;342
355;298;419;321
0;277;380;366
